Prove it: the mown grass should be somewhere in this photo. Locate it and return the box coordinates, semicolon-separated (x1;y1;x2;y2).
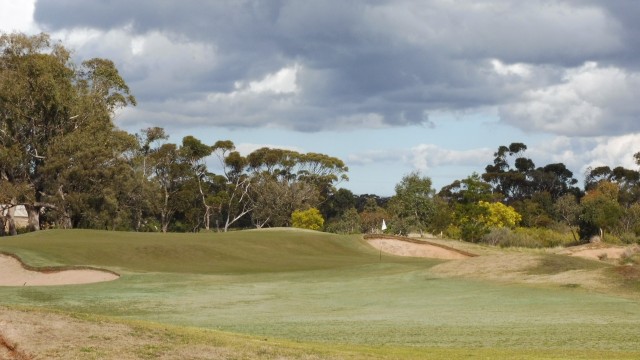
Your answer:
1;229;640;358
0;229;423;273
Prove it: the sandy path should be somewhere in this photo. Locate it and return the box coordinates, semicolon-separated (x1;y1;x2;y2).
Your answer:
0;254;119;286
367;238;470;259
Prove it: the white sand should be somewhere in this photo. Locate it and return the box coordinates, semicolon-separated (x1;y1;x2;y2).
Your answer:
0;254;119;286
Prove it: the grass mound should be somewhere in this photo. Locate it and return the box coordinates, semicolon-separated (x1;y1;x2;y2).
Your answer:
0;229;417;274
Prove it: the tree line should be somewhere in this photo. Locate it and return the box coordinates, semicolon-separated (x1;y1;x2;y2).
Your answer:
349;142;640;246
2;32;640;246
0;32;350;235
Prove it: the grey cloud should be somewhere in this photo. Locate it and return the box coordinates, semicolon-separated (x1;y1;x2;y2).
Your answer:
34;0;640;134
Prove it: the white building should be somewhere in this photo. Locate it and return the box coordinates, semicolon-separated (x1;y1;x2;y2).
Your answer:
1;205;29;230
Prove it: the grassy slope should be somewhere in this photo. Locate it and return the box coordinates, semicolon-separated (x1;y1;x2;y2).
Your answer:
0;228;419;273
1;229;640;359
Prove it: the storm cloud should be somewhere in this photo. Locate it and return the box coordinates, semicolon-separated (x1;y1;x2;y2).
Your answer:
31;0;640;135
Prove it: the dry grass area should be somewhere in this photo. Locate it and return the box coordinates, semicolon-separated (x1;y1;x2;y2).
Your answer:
0;307;337;360
0;307;184;360
378;236;637;296
429;254;613;292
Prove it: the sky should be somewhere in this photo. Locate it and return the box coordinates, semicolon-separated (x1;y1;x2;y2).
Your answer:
2;0;640;196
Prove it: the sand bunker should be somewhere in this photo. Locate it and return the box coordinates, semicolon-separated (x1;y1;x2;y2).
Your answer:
367;238;471;260
0;254;119;286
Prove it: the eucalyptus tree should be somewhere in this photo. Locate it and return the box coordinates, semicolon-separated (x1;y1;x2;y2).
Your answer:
553;193;581;242
180;136;217;230
0;32;135;232
580;181;624;241
128;127;169;231
585;165;640;207
241;147;347;228
388;172;436;236
212;140;255;232
43;123;138;229
149;143;191;233
482;143;530;202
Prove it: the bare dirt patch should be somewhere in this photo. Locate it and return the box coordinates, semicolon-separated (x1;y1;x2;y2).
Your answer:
0;330;32;360
0;254;119;287
365;237;472;260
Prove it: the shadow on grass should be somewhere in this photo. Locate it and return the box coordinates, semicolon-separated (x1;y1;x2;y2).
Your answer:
527;254;607;275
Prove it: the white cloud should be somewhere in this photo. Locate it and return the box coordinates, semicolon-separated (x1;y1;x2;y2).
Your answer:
581;134;640;171
0;0;38;33
247;65;300;94
410;144;492;172
500;62;640;136
205;64;300;101
490;59;532;78
514;134;640;186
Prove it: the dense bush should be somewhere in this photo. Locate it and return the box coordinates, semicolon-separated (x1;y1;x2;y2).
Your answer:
619;233;640;245
324;208;361;234
443;224;461;240
291;208;324;231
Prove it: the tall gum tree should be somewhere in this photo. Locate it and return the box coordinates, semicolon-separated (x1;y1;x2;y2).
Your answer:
212;140;254;232
0;32;135;232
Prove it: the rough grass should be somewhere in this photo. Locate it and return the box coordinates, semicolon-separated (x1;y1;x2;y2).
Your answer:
1;229;640;359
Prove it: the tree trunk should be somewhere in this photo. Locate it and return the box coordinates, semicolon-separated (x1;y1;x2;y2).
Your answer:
161;211;169;233
25;205;40;231
570;227;578;243
7;215;17;236
59;213;73;229
203;205;211;231
161;189;170;233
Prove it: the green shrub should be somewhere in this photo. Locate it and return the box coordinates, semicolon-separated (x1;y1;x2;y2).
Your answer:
460;222;490;243
602;233;622;245
325;219;359;234
291;208;324;231
619;233;640;245
444;224;461;240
